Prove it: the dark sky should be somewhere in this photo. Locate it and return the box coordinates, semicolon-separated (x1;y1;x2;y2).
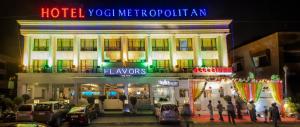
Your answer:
0;0;300;60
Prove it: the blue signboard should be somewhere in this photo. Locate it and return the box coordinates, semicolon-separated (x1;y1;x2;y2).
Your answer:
104;68;146;76
41;7;207;19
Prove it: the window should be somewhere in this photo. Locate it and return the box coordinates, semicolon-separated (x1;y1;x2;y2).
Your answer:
81;39;97;51
176;38;192;51
32;60;48;72
152;60;170;69
128;39;145;51
33;39;49;51
80;60;97;72
104;39;121;51
127;59;146;63
202;59;219;67
152;39;169;51
251;49;271;67
57;39;73;51
57;60;73;72
201;38;217;51
177;59;193;69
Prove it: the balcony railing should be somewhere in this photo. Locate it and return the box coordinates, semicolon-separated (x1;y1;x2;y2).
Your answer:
33;47;49;51
81;47;97;51
57;47;73;51
152;47;169;51
104;47;121;51
128;47;145;51
201;47;217;51
176;47;193;51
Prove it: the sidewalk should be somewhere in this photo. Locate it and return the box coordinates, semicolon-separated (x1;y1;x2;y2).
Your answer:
192;114;300;124
92;116;158;124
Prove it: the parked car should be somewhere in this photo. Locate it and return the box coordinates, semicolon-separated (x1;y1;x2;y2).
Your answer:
0;122;48;127
157;104;180;124
66;104;97;125
16;104;35;122
33;101;70;126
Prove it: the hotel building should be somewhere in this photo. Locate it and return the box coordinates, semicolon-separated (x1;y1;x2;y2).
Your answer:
17;20;232;112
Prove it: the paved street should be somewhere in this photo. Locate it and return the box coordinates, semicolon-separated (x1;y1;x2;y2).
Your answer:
59;115;300;127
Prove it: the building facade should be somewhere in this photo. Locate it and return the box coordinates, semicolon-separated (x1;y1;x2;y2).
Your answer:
17;20;232;112
230;32;300;101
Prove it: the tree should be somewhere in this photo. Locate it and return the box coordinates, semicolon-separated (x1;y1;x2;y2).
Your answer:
13;96;23;107
22;94;31;104
3;98;14;110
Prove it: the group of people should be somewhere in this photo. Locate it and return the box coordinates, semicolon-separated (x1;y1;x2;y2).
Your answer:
207;99;281;127
207;100;237;124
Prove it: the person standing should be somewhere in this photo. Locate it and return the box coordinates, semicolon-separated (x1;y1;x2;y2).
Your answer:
251;101;257;122
264;106;268;123
235;99;243;119
227;101;236;124
271;103;280;127
208;100;214;120
217;100;224;121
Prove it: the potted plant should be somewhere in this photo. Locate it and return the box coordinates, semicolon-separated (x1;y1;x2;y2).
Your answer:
22;94;31;104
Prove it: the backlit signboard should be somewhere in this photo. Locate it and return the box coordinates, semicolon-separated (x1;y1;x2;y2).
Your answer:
104;68;146;76
40;7;207;19
193;67;232;76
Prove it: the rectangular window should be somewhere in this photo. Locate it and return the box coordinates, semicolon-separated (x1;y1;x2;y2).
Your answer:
153;60;170;69
201;38;217;51
176;38;192;51
57;39;73;51
177;59;193;69
152;39;169;51
80;60;97;72
128;39;145;51
104;39;121;51
32;60;48;72
57;60;73;72
202;59;219;67
33;39;49;51
80;39;97;51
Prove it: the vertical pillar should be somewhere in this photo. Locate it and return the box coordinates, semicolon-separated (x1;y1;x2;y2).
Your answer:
23;36;30;69
121;36;128;63
73;36;80;72
198;36;203;67
97;35;102;68
49;36;56;72
48;83;53;100
220;34;228;67
193;36;200;67
169;35;176;71
146;35;152;70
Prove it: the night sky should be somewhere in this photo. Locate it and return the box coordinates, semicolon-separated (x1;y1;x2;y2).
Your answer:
0;0;300;60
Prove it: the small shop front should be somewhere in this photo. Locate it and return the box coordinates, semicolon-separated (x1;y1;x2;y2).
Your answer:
190;67;234;115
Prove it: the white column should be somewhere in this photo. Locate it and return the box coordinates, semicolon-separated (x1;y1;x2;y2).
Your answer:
48;83;53;100
169;35;176;71
121;36;128;63
220;34;228;67
49;36;56;72
193;36;200;67
146;35;152;69
23;36;30;68
198;36;203;67
97;35;102;68
73;36;80;72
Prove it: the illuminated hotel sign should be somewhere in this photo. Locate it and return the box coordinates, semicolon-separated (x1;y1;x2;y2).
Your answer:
193;67;232;76
104;68;146;76
158;80;179;87
40;7;207;19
